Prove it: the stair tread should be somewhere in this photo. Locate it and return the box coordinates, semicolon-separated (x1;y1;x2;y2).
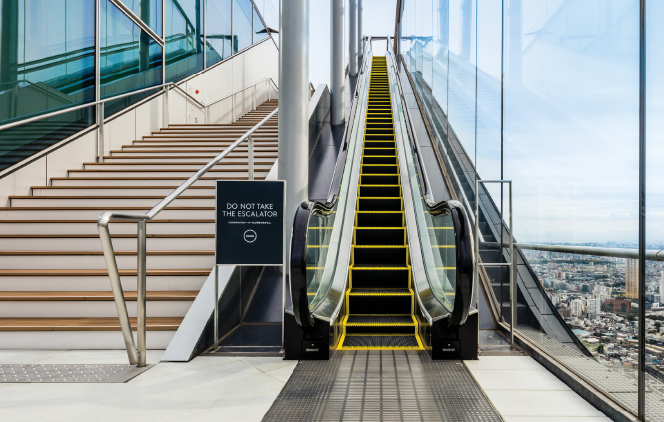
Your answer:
0;269;208;276
0;317;183;331
0;250;213;255
0;291;197;300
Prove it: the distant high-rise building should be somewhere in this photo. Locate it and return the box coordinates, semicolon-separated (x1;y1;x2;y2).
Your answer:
625;259;638;299
660;272;664;296
587;297;601;319
571;299;584;317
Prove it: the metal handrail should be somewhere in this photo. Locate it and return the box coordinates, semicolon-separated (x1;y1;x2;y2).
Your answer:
483;241;664;262
98;106;278;367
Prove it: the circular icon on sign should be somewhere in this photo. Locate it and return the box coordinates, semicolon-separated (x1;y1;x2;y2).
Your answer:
243;230;257;243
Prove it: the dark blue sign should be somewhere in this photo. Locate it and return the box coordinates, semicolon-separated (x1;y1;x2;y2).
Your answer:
215;180;285;265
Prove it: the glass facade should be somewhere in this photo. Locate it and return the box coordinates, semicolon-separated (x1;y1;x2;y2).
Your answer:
101;0;163;116
401;0;663;418
232;0;253;53
0;0;275;170
0;0;95;171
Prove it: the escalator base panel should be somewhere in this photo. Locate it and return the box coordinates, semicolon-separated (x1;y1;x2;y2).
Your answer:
262;350;502;422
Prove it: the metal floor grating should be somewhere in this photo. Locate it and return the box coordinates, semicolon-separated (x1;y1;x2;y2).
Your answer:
262;350;502;421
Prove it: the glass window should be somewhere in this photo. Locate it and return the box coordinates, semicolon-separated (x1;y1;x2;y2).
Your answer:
233;0;253;53
0;0;95;171
101;0;163;117
252;0;278;46
206;0;232;66
253;8;269;43
165;0;203;82
119;0;163;36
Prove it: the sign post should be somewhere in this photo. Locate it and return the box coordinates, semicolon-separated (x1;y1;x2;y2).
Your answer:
214;180;286;351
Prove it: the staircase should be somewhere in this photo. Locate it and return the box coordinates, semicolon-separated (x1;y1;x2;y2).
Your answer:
0;99;278;349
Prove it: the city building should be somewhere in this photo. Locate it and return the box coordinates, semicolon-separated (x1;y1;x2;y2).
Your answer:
0;1;661;421
626;259;639;299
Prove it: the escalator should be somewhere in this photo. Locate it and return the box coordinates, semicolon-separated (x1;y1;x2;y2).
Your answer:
339;57;422;350
285;48;477;360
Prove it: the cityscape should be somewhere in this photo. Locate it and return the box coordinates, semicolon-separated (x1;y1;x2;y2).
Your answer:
524;246;664;385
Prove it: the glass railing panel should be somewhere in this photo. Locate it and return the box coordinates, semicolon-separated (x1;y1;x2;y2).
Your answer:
101;0;164;117
389;54;456;313
305;53;373;313
232;0;253;53
119;0;163;36
206;0;232;66
0;0;95;171
165;0;204;82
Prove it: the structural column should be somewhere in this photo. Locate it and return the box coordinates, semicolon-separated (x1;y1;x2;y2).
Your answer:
279;0;310;269
349;0;358;76
357;0;363;62
330;0;345;125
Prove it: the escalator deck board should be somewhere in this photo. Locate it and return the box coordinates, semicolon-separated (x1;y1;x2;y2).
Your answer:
339;56;424;351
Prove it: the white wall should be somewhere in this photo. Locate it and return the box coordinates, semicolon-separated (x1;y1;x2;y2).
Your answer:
0;39;279;206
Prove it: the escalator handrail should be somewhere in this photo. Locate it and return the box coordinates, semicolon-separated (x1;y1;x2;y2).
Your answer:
289;47;374;329
386;50;475;328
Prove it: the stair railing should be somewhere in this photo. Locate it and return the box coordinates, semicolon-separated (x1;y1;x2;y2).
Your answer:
0;77;278;165
97;106;278;367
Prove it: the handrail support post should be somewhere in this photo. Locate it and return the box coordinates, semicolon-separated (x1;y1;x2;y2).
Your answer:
137;219;147;367
97;103;105;162
248;135;254;180
163;85;170;128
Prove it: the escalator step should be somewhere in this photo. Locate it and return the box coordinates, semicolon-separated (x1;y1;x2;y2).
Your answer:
358;184;401;197
357;197;402;211
363;141;396;149
360;174;399;185
352;246;408;266
345;325;415;335
355;211;403;227
348;292;413;315
350;267;410;289
362;155;396;165
361;164;398;174
346;315;413;324
363;148;396;156
341;335;420;349
354;227;405;245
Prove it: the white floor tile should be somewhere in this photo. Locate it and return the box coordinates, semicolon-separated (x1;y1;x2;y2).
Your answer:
485;390;606;418
470;368;570;391
465;355;546;371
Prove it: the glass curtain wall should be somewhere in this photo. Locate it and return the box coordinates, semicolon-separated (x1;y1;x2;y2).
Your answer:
0;0;96;171
0;0;275;171
401;0;663;418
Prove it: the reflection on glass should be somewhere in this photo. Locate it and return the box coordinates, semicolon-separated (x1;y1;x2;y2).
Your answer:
646;2;664;418
101;0;163;116
206;0;231;66
0;0;95;171
120;0;163;36
233;0;253;53
252;0;278;46
165;0;203;82
253;8;268;43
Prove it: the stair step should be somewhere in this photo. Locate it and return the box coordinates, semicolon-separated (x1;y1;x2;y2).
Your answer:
0;317;183;331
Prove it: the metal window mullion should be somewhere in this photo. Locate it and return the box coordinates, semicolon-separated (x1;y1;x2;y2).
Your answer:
109;0;164;46
203;0;207;68
231;0;234;55
638;0;646;420
95;0;102;162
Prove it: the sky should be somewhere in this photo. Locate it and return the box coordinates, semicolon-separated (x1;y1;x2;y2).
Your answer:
266;0;397;86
